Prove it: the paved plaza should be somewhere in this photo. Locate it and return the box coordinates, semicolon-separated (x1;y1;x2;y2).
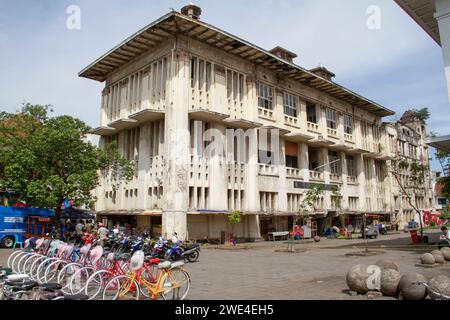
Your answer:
1;230;449;300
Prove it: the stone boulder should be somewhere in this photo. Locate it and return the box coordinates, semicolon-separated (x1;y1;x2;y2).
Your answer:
313;236;320;243
431;250;445;264
346;264;370;294
440;247;450;261
399;273;427;300
380;269;401;297
375;259;400;272
429;275;450;299
420;253;435;265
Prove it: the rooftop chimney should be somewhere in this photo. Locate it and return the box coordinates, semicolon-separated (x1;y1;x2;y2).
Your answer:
181;3;202;20
269;46;298;63
309;65;335;81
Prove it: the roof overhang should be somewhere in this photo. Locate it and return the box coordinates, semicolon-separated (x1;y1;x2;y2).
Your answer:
79;11;395;118
395;0;440;45
426;135;450;153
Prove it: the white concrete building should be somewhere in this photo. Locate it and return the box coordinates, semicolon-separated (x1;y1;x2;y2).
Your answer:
80;5;407;241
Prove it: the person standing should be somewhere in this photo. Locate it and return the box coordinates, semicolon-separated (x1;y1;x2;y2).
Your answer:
97;223;109;247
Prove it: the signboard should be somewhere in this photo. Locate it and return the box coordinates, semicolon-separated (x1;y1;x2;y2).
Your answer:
293;181;339;191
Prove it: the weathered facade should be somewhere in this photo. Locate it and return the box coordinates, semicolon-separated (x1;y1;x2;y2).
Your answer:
79;5;425;241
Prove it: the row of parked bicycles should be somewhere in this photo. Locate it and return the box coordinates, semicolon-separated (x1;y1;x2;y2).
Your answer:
0;234;200;300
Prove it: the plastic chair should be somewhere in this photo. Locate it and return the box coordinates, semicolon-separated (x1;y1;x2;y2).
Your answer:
13;241;23;249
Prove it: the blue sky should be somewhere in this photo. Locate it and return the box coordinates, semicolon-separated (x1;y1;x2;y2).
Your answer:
0;0;448;171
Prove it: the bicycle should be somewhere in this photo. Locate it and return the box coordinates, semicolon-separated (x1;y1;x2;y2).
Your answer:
102;250;190;300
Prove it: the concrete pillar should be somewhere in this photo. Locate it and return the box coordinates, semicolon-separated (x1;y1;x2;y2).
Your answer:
320;147;331;209
319;106;327;136
246;128;259;212
435;0;450;102
137;123;150;210
100;88;109;126
208;123;227;210
340;151;348;210
277;138;287;212
299;142;310;182
355;154;366;212
162;48;190;241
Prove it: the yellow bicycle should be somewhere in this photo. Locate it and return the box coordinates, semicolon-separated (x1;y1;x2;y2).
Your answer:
102;251;191;300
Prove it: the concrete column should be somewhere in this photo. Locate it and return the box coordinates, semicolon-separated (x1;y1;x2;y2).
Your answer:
337;113;345;143
340;151;348;210
246;128;259;212
137;123;150;210
100;88;109;126
299;142;310;182
120;80;128;119
435;0;450;102
208;123;227;210
277;138;287;212
355;154;366;212
320;147;331;209
299;101;307;130
162;48;190;241
319;106;327;136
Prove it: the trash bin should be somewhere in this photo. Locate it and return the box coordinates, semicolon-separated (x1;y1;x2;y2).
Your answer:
409;229;419;244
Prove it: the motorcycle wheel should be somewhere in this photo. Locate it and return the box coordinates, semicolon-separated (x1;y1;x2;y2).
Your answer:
187;251;199;263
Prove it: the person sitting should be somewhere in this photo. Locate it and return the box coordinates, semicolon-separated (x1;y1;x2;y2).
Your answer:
439;226;450;249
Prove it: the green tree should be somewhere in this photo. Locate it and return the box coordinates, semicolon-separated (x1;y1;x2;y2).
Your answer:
0;103;133;235
411;108;430;122
287;184;324;252
228;210;242;245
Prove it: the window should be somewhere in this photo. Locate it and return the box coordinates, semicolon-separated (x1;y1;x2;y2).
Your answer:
258;83;273;110
285;155;298;168
348;197;358;211
328;151;340;174
283;92;297;117
306;102;317;123
344;115;353;135
346;156;355;177
327;108;337;129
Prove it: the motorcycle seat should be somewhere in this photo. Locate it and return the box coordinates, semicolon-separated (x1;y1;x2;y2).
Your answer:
7;274;29;282
184;244;199;250
157;261;171;269
10;280;39;291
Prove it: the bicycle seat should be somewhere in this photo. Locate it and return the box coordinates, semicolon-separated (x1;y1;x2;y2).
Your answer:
40;283;62;291
63;294;89;300
157;261;171;269
170;261;185;269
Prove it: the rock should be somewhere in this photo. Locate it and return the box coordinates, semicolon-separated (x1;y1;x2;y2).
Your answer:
431;250;445;264
367;291;383;299
375;259;400;272
421;253;435;265
380;269;401;297
399;273;427;300
440;248;450;261
428;275;450;299
346;264;370;294
313;236;320;243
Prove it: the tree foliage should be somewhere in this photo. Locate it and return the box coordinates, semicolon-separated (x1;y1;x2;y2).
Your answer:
0;103;133;214
411;108;430;122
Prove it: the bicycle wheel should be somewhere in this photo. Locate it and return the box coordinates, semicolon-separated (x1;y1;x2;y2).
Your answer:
102;275;140;300
84;270;113;300
44;260;66;283
36;258;58;283
29;255;46;281
58;263;83;293
23;254;42;276
7;249;23;268
160;268;191;300
15;252;34;274
69;266;94;295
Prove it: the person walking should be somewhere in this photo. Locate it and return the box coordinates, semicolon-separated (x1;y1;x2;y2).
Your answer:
97;223;109;247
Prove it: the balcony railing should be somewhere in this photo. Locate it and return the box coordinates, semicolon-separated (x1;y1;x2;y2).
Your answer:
329;173;342;183
307;122;319;132
327;128;338;137
309;170;324;181
286;168;302;179
347;176;357;184
258;107;274;119
259;164;279;176
344;133;354;142
284;115;299;127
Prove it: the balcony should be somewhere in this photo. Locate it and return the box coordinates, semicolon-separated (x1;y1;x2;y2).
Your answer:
307;122;319;133
259;164;279;176
327;128;338;138
286;168;303;179
258;107;274;120
330;173;342;183
344;133;354;142
284;115;299;128
347;176;357;185
309;170;324;181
